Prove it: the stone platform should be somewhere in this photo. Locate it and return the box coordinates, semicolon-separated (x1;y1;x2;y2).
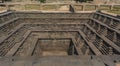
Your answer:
0;56;120;66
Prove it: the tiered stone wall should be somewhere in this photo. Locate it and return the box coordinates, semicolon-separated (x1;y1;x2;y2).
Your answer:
0;11;119;58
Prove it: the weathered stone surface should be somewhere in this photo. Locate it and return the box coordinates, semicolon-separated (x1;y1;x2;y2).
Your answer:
0;11;120;66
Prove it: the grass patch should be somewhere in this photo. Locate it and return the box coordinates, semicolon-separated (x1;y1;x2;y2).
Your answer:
25;4;40;10
85;5;96;11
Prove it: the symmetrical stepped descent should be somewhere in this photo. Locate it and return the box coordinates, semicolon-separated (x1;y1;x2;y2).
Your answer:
0;11;120;57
